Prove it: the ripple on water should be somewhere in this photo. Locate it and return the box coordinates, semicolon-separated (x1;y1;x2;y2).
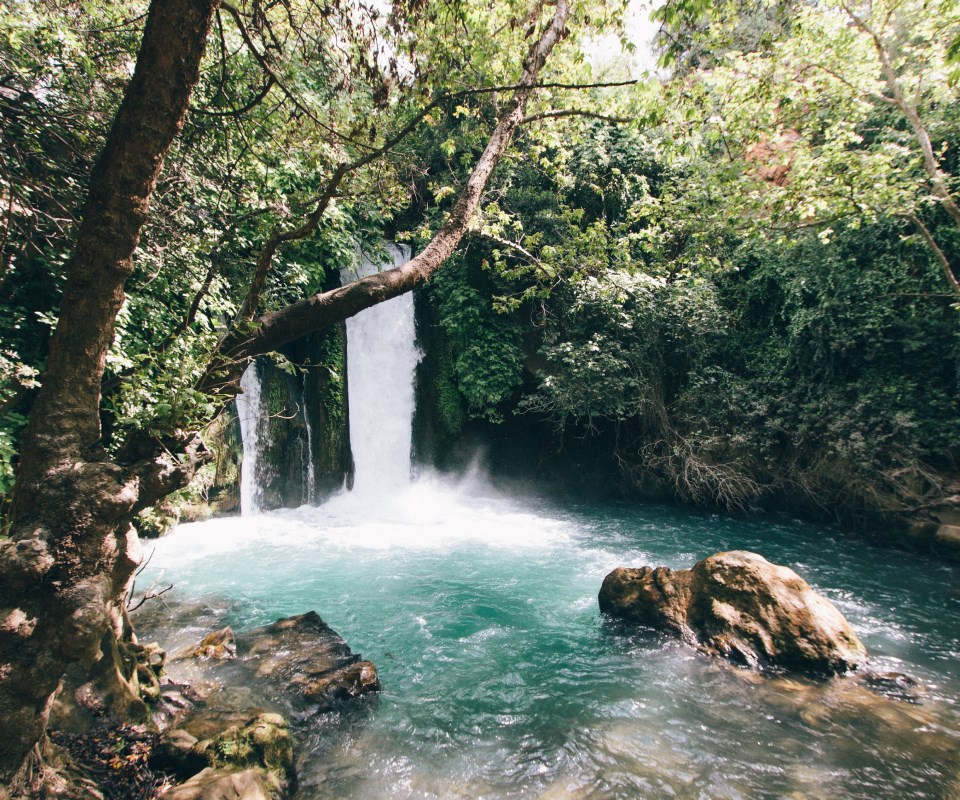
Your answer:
137;481;960;800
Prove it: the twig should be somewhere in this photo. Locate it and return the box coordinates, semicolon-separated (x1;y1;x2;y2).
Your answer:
127;584;173;613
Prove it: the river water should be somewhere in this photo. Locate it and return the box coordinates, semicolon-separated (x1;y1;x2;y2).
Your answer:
138;245;960;798
139;480;960;800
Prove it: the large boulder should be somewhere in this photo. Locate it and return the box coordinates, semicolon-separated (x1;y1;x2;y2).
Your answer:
238;612;381;708
599;550;867;673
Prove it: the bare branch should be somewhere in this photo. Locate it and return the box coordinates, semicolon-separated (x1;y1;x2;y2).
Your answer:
843;2;960;228
127;583;173;612
905;212;960;301
520;109;632;125
192;75;276;117
471;230;543;266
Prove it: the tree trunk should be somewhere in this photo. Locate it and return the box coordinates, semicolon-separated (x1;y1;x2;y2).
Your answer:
0;0;570;790
0;0;216;791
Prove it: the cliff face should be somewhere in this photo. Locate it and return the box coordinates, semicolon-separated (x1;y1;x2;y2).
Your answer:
256;326;353;510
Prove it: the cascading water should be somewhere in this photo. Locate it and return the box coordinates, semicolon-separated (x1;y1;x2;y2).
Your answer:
341;242;419;493
236;360;264;515
140;249;960;800
301;381;316;504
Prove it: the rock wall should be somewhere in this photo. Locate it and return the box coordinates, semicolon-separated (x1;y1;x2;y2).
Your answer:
256;326;353;510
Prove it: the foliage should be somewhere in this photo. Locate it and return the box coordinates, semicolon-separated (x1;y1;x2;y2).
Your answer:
0;0;624;512
1;0;957;529
654;0;960;297
427;253;525;422
511;211;960;515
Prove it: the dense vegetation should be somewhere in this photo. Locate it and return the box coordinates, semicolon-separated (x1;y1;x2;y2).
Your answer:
417;128;960;527
412;0;960;529
0;0;959;793
0;0;956;536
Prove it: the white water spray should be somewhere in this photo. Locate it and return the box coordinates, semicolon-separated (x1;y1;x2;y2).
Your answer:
341;243;420;493
237;360;264;515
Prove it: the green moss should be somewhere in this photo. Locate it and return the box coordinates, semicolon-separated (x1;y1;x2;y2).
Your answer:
435;347;466;438
311;324;351;485
199;713;294;789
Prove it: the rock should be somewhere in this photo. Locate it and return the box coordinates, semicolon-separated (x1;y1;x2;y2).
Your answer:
164;768;275;800
934;503;960;527
599;550;867;673
152;728;207;780
186;627;237;660
156;711;294;795
153;680;212;730
178;706;267;745
237;611;380;708
301;660;381;706
194;713;293;785
905;519;938;547
934;524;960;553
750;672;954;766
861;671;926;704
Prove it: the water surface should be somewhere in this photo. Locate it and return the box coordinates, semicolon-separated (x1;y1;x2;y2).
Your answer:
139;477;960;799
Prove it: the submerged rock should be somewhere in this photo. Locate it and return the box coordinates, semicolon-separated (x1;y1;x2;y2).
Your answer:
151;612;379;800
935;523;960;555
238;611;380;708
599;550;867;673
184;627;237;661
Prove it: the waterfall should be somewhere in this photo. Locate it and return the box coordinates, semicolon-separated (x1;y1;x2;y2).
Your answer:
237;361;264;515
341;243;419;493
302;380;316;504
236;242;416;512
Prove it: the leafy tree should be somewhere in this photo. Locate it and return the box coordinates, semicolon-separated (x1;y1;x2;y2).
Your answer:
655;0;960;298
0;0;630;789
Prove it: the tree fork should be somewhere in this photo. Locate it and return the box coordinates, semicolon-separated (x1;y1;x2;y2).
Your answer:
0;0;218;790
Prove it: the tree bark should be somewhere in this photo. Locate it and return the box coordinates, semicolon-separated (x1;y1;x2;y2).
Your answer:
0;0;217;791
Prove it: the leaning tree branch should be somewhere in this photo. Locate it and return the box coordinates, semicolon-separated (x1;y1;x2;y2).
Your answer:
213;0;633;327
231;78;633;325
520;108;631;125
905;212;960;301
198;0;573;398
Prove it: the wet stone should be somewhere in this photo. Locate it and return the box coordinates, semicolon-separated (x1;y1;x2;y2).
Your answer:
183;627;237;661
163;767;275;800
600;550;867;674
236;611;381;707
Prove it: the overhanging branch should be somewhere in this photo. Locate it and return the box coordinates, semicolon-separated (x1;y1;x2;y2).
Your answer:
197;0;573;397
